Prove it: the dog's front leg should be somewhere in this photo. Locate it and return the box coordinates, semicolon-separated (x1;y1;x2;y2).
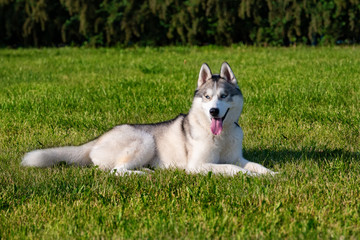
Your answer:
238;157;276;175
186;163;254;176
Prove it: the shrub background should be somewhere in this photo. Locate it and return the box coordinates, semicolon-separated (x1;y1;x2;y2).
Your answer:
1;0;360;47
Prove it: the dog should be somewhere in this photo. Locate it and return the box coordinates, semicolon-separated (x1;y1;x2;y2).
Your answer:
22;62;275;176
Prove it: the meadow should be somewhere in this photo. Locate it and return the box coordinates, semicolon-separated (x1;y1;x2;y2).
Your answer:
0;46;359;239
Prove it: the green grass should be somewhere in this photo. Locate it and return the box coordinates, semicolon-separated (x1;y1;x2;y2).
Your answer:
1;46;359;239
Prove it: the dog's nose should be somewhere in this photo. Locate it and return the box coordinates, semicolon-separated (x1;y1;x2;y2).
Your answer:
209;108;219;117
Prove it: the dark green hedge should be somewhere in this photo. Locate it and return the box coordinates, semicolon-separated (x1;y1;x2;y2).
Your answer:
1;0;359;47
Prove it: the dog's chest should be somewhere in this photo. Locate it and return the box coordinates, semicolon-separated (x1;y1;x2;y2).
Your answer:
216;132;242;163
193;136;239;164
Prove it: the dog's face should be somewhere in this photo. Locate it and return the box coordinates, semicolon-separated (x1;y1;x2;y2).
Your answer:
193;62;244;135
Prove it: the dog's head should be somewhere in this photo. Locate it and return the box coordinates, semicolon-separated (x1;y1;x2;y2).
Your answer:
193;62;244;135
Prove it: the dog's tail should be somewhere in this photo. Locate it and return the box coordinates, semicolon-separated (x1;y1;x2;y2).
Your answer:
21;141;96;168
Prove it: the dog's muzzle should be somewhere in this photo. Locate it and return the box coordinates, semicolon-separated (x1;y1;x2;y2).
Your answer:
209;108;220;117
210;108;229;135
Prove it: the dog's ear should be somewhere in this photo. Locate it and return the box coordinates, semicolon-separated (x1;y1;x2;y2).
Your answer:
198;63;212;88
220;62;237;86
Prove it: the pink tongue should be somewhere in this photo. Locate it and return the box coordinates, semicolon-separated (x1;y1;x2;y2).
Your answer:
211;118;223;135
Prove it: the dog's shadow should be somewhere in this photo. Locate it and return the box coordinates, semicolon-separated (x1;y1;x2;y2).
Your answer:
243;148;360;168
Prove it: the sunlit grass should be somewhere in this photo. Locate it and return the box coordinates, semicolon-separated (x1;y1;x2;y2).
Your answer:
0;46;359;239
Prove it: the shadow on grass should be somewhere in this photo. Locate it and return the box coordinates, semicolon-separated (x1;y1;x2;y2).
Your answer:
243;148;360;167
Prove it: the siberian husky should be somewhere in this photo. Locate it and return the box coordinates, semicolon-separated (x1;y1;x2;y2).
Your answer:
22;62;275;176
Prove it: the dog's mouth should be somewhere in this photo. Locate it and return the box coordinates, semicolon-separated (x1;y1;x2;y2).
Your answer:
210;108;229;135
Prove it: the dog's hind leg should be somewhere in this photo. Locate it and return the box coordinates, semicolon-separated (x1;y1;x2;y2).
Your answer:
89;125;156;175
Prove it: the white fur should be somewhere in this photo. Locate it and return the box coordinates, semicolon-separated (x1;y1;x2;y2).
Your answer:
22;62;276;176
22;142;94;167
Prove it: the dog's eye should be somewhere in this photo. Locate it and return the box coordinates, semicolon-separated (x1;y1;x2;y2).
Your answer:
204;95;211;99
220;94;228;99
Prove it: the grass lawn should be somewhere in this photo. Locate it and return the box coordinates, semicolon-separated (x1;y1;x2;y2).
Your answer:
0;46;359;239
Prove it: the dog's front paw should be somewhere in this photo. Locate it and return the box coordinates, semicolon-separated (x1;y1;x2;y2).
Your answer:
268;170;279;176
